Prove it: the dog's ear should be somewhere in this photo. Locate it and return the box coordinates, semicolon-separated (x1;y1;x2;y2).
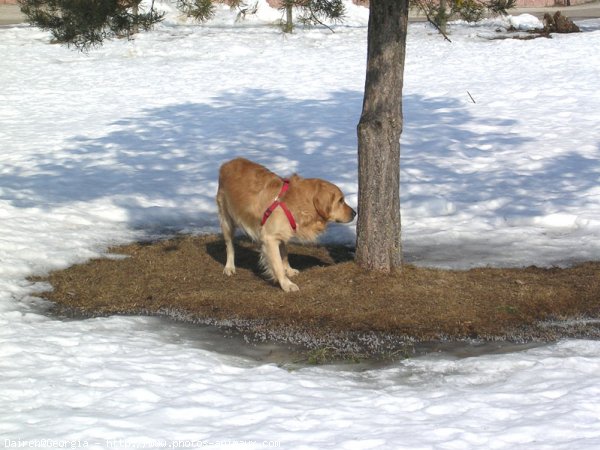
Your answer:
313;182;334;221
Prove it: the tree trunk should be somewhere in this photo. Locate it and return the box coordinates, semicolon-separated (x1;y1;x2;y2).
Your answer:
284;2;294;33
132;3;139;35
356;0;409;272
437;0;448;35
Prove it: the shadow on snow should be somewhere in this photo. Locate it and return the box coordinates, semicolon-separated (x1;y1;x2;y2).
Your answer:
3;89;597;257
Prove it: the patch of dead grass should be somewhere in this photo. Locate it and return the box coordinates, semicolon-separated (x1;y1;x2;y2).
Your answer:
31;234;600;357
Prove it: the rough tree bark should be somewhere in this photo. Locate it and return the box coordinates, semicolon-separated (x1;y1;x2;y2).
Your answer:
356;0;409;272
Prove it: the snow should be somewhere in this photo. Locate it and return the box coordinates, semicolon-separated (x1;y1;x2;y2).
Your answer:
2;1;600;447
507;13;544;30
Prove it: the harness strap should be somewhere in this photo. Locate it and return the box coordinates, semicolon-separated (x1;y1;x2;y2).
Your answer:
261;178;297;231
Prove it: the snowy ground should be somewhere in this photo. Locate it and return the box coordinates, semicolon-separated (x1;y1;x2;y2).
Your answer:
2;1;600;448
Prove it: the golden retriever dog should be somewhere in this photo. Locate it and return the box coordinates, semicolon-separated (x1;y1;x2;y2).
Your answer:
216;158;356;292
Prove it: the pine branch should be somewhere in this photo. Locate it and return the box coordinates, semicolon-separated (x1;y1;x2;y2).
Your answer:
306;5;336;32
415;0;452;42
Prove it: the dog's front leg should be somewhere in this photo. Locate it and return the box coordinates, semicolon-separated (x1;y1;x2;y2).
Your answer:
279;242;299;278
262;238;299;292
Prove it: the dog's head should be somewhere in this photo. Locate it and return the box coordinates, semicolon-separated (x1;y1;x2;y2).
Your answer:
313;180;357;223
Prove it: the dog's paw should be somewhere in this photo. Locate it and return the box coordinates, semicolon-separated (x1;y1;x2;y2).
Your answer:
223;266;236;276
281;279;299;292
286;267;300;277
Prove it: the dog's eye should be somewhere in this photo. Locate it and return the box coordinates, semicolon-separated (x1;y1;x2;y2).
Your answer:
338;197;345;204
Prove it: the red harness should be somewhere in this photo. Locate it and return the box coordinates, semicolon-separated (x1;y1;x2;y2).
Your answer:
261;178;297;232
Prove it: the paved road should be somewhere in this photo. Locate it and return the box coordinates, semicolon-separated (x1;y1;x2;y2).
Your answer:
0;4;24;26
1;2;600;27
512;1;600;19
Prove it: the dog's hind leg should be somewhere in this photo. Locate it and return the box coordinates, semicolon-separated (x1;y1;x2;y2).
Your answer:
262;238;299;292
280;242;299;278
217;193;236;276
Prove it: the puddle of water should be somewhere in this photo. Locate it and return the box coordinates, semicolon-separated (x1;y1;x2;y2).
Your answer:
47;306;550;369
124;315;549;369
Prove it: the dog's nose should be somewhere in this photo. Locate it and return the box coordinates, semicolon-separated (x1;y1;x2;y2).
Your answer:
351;208;357;220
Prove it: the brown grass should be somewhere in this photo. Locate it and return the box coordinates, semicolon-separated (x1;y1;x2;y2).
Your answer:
32;234;600;357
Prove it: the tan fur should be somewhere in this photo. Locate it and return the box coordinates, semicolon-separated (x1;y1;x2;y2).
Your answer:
216;158;356;292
